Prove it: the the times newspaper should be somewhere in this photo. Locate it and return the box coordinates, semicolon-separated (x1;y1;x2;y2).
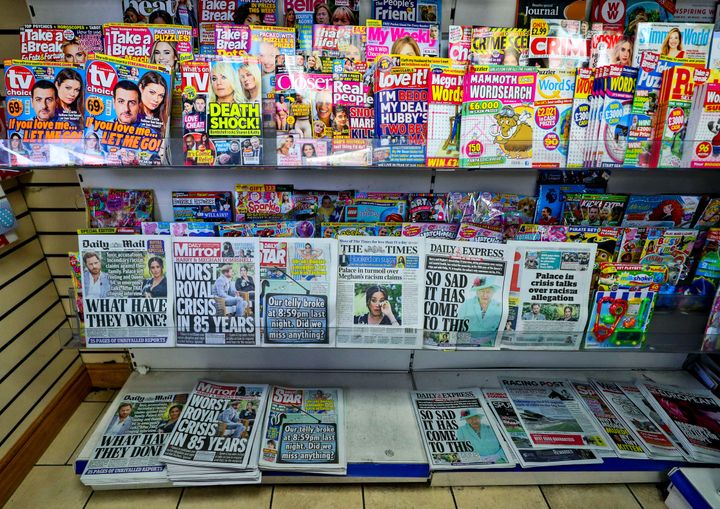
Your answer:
570;381;649;459
160;380;269;469
259;386;346;474
591;380;684;458
500;378;612;450
258;238;337;346
482;388;602;468
80;392;188;487
411;389;515;470
422;239;512;349
173;237;260;346
640;382;720;461
78;234;174;347
336;236;424;348
502;240;597;349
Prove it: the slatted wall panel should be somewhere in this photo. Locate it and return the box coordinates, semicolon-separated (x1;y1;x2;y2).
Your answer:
0;177;81;460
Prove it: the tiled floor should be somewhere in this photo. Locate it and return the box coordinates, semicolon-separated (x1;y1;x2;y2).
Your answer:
5;389;669;509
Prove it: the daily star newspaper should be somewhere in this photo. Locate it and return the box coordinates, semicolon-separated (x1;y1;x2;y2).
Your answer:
173;237;260;346
482;388;602;468
78;234;174;347
502;240;597;349
259;386;346;474
80;392;188;488
411;389;515;470
160;380;269;470
500;378;612;450
423;239;511;349
336;236;424;348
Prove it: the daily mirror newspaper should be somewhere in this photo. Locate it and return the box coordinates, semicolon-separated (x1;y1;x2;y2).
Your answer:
173;237;260;346
423;239;512;349
78;234;174;347
502;240;597;349
411;389;515;470
336;236;424;348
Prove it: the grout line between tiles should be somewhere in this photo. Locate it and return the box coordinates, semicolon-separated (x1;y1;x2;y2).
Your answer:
626;484;645;509
361;484;365;509
539;485;552;509
268;484;275;509
82;490;95;509
449;486;459;509
176;487;185;509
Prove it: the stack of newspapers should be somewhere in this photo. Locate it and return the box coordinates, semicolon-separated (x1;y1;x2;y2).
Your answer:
158;380;269;485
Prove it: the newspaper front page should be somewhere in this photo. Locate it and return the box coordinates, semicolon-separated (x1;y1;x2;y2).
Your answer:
502;240;597;349
78;234;174;347
422;240;512;349
336;237;424;348
411;389;515;470
173;238;260;346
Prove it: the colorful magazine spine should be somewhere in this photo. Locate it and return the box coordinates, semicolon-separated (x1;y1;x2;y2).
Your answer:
426;68;464;167
532;68;576;168
566;67;593;167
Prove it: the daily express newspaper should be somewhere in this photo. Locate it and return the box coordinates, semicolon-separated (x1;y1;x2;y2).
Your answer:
259;386;346;473
78;234;174;347
258;238;337;347
411;389;514;470
482;388;602;468
81;392;188;486
173;237;260;346
423;239;512;349
502;240;597;349
336;237;424;348
500;378;612;450
160;380;269;470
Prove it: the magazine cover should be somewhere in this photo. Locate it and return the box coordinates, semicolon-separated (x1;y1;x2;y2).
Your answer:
402;222;459;239
331;68;374;165
640;228;698;288
122;0;175;22
562;193;627;226
274;70;333;143
78;234;174;347
20;25;103;62
365;21;440;61
566;68;594;167
632;22;713;66
259;386;346;473
411;389;515;470
534;170;609;225
448;25;473;64
621;195;700;228
102;23;193;72
80;392;188;487
426;67;464;167
284;0;360;52
590;31;634;67
455;223;505;243
527;18;588;68
422;240;512;349
336;236;424;348
172;191;234;222
83;188;153;229
702;285;720;350
500;378;612;450
160;380;269;469
258;238;337;346
683;81;720;168
173;237;259;346
372;0;441;25
468;27;529;66
516;0;588;28
312;24;367;73
596;65;638;167
502;240;597;349
532;68;576;168
235;184;294;222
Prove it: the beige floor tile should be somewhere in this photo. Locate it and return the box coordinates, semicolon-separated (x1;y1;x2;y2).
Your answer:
272;485;362;509
6;465;91;508
542;484;641;509
628;484;666;509
67;400;115;466
179;485;272;508
453;485;549;509
84;389;117;402
37;402;107;465
86;488;182;509
364;485;455;509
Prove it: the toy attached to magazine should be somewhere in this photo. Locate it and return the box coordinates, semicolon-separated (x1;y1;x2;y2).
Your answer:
83;188;153;228
586;291;654;348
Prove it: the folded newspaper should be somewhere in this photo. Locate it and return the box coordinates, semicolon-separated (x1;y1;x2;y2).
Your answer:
259;386;346;475
410;389;515;470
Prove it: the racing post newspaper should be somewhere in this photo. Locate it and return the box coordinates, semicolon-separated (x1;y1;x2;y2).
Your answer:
173;237;260;346
258;238;337;346
482;388;602;468
502;240;597;349
80;392;188;488
336;236;424;348
410;389;515;470
423;239;512;349
500;378;612;451
259;386;346;474
78;234;174;347
160;380;269;481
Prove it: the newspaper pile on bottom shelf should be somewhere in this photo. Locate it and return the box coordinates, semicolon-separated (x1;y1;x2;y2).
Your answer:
159;380;269;485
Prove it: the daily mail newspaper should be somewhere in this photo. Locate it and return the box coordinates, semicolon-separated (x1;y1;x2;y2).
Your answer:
411;389;515;470
80;392;188;487
160;380;269;470
78;234;174;347
259;386;346;474
258;238;337;347
173;237;260;346
502;240;597;350
482;388;602;467
336;236;424;348
500;377;612;450
422;239;512;350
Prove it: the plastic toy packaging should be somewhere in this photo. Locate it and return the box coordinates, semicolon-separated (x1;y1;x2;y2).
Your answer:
83;188;153;228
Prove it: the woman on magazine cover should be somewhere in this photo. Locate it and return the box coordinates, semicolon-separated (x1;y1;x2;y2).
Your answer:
209;62;245;104
661;28;685;59
157;404;183;433
151;40;179;73
332;6;355;25
391;36;421;57
174;0;198;30
313;3;331;24
138;71;169;132
238;64;261;103
142;256;168;298
54;68;83;117
355;285;400;325
61;38;87;65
